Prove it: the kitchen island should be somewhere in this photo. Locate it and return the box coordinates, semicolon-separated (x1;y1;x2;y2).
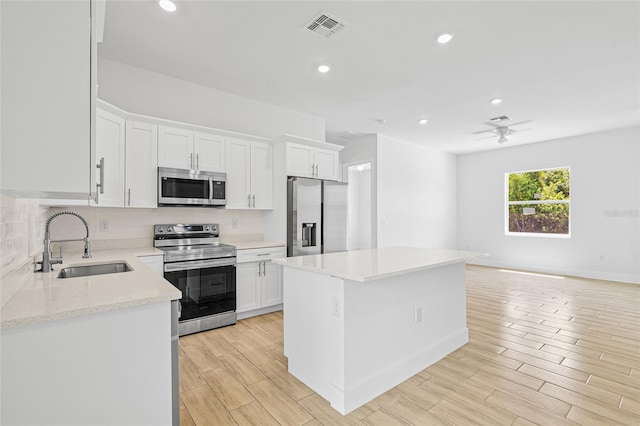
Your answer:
273;247;486;415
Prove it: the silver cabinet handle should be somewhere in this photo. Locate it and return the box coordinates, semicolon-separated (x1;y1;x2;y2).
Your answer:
315;164;319;177
256;253;270;256
127;188;131;206
96;157;105;204
311;164;315;176
248;194;251;208
258;261;262;277
190;153;193;169
252;194;256;208
262;261;265;276
196;153;199;170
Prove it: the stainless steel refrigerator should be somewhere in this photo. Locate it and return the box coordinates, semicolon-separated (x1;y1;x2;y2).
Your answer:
287;177;347;257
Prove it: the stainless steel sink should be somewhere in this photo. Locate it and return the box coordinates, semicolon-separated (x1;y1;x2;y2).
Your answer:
57;262;132;279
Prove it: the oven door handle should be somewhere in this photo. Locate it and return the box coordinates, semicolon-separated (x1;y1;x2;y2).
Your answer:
164;258;236;272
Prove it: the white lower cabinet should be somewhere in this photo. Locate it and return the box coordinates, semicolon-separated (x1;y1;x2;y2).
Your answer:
236;247;285;319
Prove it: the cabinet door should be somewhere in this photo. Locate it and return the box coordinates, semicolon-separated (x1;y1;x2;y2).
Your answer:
158;126;193;170
236;262;260;313
261;261;283;307
126;121;158;208
194;132;226;172
226;138;251;209
314;148;339;181
1;0;93;198
250;142;273;209
95;109;125;207
286;143;315;178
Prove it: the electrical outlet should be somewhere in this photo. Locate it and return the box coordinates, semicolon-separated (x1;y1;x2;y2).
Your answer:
99;220;108;232
599;254;605;261
331;295;342;317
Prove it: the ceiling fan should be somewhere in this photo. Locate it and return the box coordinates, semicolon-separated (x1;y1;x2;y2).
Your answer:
473;120;533;144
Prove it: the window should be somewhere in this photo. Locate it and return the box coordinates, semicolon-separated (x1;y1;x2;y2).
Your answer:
506;167;570;236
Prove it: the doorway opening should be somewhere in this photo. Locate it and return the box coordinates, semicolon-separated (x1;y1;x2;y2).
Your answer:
347;162;372;250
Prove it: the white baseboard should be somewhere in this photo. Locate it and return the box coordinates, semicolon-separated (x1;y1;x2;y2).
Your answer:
237;304;282;320
339;328;469;415
468;258;639;285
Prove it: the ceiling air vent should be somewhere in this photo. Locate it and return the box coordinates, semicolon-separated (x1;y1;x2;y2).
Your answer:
305;11;346;38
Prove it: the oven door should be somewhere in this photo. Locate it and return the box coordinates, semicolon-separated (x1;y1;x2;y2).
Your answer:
164;259;236;321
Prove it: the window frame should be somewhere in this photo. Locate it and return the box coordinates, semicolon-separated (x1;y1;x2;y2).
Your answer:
504;166;571;238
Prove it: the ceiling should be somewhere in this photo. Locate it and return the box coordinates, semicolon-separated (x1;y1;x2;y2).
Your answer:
99;1;640;154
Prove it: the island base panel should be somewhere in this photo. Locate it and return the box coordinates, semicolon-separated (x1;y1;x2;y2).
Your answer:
283;262;468;415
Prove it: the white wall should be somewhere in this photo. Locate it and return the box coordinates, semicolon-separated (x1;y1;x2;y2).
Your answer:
98;58;325;141
457;126;640;283
377;135;458;249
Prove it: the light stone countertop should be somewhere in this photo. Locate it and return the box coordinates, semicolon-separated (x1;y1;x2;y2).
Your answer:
272;247;488;282
0;248;181;329
225;240;285;250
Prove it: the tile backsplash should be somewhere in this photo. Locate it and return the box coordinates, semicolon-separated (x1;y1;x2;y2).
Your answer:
0;193;47;277
46;206;264;253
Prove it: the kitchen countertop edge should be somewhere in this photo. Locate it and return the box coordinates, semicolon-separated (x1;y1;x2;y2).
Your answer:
1;248;181;329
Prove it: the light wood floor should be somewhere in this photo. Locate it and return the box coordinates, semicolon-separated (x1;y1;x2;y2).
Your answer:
178;265;640;425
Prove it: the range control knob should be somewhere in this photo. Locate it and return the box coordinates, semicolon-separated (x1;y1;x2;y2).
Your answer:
204;225;210;231
157;227;164;233
166;226;173;233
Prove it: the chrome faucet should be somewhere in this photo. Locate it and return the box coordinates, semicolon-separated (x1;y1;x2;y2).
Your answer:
38;210;91;272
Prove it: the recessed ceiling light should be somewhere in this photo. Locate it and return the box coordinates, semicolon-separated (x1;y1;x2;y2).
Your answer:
491;98;503;105
318;64;331;73
418;119;428;125
436;33;453;44
159;0;176;12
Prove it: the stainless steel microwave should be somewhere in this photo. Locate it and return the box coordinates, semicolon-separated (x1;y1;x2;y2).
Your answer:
158;167;226;207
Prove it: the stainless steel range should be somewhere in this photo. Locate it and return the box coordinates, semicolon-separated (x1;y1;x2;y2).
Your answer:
154;223;236;336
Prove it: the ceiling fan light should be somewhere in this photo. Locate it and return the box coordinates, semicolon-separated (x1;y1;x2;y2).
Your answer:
436;33;454;44
318;64;331;73
498;135;508;144
159;0;176;12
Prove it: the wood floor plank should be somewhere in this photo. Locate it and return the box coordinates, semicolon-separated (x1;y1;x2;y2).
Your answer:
360;409;406;426
179;399;196;426
470;370;571;416
182;342;225;373
220;351;267;386
519;364;621;407
180;385;237;426
228;400;280;426
298;394;364;426
201;367;255;410
179;347;206;393
246;379;313;426
257;360;314;401
540;382;633;425
485;390;577;426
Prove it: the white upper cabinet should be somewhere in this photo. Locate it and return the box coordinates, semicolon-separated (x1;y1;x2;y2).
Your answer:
125;121;158;208
95;108;126;207
158;126;225;172
157;126;194;170
314;147;340;180
195;132;226;172
0;0;95;199
226;138;273;210
286;142;340;181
